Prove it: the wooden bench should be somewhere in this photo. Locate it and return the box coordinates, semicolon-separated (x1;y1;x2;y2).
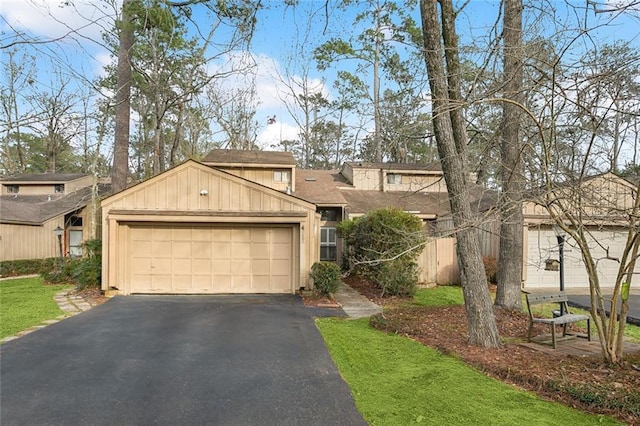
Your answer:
526;292;591;349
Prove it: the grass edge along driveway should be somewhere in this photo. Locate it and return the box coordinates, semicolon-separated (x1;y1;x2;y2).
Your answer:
0;276;70;339
316;317;619;425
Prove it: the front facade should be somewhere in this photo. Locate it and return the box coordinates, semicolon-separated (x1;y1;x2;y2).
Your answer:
105;149;639;295
0;173;105;262
101;159;318;295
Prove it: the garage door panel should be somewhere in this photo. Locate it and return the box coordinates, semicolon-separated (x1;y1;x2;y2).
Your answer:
251;243;270;258
253;259;270;274
128;225;293;294
193;242;211;258
172;241;192;257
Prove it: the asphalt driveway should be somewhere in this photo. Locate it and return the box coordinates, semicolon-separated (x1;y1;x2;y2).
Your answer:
568;293;640;326
0;295;365;426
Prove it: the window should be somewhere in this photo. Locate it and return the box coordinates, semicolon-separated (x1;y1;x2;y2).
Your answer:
320;227;337;261
54;184;64;193
6;185;19;193
319;208;338;222
69;230;83;257
69;215;83;227
274;170;291;182
387;173;402;184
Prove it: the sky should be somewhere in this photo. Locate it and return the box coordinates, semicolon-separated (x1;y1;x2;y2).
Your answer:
1;0;639;154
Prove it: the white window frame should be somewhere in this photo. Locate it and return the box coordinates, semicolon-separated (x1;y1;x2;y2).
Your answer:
320;227;337;261
274;170;291;182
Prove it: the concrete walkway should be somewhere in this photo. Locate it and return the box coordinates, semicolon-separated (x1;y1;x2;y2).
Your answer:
333;282;383;318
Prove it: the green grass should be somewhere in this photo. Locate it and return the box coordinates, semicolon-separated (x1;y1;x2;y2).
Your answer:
414;285;464;306
0;277;70;339
317;318;619;425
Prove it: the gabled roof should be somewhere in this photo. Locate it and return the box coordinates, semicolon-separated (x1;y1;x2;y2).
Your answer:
294;170;350;205
1;173;90;183
202;149;296;166
0;184;110;225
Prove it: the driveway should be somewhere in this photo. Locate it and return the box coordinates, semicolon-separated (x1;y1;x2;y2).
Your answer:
568;293;640;326
0;295;365;425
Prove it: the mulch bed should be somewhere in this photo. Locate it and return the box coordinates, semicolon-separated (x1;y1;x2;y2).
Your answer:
346;276;640;425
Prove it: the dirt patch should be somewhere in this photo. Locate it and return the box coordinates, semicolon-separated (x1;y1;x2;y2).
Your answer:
350;278;640;425
300;291;341;308
71;287;109;307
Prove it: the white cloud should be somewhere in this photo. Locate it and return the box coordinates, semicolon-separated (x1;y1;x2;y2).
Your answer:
1;0;115;43
256;121;299;150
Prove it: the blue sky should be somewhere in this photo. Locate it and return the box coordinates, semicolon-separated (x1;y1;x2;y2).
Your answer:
1;0;638;152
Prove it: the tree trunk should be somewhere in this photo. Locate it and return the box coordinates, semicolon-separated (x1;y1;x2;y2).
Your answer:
420;0;501;348
495;0;524;310
112;0;134;192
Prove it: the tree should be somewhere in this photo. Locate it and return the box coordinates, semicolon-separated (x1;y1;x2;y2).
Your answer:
419;0;501;347
314;0;422;162
495;0;524;310
110;0;259;190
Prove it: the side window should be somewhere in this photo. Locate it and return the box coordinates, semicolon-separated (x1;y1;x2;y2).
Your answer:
69;230;83;257
54;184;64;193
274;170;291;182
6;185;19;193
320;227;337;261
387;174;402;184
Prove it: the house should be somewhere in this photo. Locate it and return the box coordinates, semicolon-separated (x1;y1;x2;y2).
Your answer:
101;150;465;295
0;173;107;262
522;172;639;290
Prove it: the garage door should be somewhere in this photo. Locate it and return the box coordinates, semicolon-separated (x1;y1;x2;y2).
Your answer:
526;227;627;290
129;225;293;294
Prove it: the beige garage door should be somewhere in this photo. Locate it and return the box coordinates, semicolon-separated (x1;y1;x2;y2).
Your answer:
129;225;293;294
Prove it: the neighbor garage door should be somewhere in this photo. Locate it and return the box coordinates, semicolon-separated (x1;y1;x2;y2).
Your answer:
526;227;627;290
129;224;293;294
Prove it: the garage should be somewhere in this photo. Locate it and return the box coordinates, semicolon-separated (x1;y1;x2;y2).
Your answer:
101;161;318;295
129;224;294;294
525;226;628;290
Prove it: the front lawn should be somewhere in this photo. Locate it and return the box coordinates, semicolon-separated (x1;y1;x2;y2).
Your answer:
317;317;617;425
0;277;70;339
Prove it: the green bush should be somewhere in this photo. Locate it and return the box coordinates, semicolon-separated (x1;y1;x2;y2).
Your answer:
340;207;425;296
368;258;419;297
0;258;58;277
310;261;342;295
41;239;102;289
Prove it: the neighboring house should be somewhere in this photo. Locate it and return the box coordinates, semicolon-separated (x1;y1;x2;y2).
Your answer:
0;173;107;262
101;150;471;295
522;172;638;291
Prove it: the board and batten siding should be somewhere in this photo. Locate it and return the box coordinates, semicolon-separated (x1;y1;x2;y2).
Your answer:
101;160;319;293
0;219;64;261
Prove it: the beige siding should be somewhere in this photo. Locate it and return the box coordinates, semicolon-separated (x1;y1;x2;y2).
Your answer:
215;167;293;192
383;174;446;193
65;176;93;194
351;169;382;190
102;161;318;294
0;218;64;261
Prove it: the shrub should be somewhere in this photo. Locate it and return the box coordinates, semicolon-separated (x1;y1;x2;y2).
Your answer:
310;261;342;295
0;258;58;277
368;257;418;297
483;256;498;284
340;207;425;296
41;239;102;289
